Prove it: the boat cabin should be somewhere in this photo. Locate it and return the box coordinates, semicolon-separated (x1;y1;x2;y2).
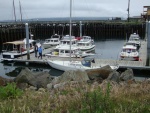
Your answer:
2;38;34;59
58;35;78;46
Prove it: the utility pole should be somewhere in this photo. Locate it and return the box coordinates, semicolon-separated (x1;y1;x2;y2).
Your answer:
127;0;130;22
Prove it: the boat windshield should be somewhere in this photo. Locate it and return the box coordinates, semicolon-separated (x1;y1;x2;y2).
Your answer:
52;35;59;38
123;49;136;52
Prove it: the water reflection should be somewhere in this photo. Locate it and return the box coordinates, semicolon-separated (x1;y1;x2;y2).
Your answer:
2;62;64;78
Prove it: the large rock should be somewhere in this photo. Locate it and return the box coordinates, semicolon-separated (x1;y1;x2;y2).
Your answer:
120;68;134;81
107;71;120;83
14;68;52;89
51;70;89;84
14;68;35;83
86;65;114;82
0;76;14;86
30;71;52;89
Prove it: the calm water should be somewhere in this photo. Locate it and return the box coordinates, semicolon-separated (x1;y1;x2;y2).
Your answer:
0;40;149;80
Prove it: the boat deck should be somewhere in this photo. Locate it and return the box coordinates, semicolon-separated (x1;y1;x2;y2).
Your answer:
1;40;148;69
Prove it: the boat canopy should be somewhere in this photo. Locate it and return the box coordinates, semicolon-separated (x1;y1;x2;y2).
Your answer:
3;41;25;45
23;38;35;44
82;57;95;67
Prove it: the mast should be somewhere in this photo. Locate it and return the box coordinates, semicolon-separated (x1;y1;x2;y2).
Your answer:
69;0;72;61
127;0;130;22
19;0;23;22
13;0;17;22
80;21;82;37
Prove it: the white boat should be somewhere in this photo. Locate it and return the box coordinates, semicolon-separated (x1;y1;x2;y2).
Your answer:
77;36;95;52
1;38;35;59
128;33;141;48
56;35;78;48
42;34;61;49
120;44;139;61
47;57;119;71
45;45;95;58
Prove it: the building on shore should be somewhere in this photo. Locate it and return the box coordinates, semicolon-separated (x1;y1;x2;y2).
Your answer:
141;6;150;21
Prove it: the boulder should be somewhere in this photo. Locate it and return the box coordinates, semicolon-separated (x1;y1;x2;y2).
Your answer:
86;65;114;82
0;76;14;86
30;71;52;89
51;70;89;85
14;68;35;83
120;68;134;81
107;71;120;83
14;68;52;89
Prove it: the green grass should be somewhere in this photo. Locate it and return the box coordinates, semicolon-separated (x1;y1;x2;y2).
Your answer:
0;82;23;100
0;81;149;113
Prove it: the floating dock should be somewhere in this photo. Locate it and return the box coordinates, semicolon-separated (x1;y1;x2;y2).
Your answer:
1;40;148;70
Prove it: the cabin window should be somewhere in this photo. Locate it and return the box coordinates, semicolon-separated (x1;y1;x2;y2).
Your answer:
60;50;64;53
65;50;70;53
30;44;32;48
54;40;58;42
53;36;59;38
46;40;50;43
123;49;126;52
132;49;136;52
78;43;81;46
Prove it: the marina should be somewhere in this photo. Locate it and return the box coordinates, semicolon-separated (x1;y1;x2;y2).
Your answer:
0;1;150;112
0;39;148;69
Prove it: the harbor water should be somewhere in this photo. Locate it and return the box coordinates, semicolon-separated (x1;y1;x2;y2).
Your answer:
0;39;149;80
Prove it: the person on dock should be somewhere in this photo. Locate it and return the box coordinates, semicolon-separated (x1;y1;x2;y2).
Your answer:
38;46;42;59
34;44;38;57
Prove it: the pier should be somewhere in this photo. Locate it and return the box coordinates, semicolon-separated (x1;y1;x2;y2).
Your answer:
0;21;146;46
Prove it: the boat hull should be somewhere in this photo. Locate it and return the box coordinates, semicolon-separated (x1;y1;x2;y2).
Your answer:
47;60;119;71
2;49;34;59
120;56;139;61
79;45;95;52
47;60;85;71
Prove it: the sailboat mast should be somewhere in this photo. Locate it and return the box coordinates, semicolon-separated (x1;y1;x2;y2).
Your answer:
19;0;23;22
80;21;82;37
127;0;130;22
13;0;17;22
69;0;72;61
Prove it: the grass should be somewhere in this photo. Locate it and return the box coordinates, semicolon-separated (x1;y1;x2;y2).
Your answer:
0;81;149;113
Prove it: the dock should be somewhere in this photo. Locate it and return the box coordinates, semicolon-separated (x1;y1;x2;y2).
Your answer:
1;40;148;70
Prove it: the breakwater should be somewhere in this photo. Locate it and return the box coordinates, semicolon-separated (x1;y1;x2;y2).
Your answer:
0;21;146;45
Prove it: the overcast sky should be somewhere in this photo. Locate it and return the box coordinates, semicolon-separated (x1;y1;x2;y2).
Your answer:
0;0;149;21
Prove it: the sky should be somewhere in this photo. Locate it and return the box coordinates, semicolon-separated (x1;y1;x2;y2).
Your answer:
0;0;149;21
